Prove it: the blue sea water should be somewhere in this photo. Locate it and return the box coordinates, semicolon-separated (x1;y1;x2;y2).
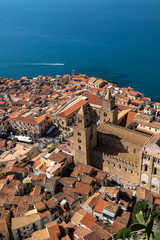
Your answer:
0;0;160;99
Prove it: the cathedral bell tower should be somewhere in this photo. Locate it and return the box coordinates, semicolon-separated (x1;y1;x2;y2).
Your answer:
74;103;97;165
100;89;118;125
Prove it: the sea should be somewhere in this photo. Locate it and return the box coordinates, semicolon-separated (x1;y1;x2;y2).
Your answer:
0;0;160;100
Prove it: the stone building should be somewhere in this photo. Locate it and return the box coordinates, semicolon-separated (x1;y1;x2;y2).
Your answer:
11;115;52;138
141;133;160;193
100;90;118;125
74;90;160;194
12;213;42;240
73;103;97;166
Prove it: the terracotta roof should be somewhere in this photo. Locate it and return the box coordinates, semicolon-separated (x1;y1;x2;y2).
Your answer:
74;226;92;239
110;220;125;234
104;201;119;215
81;175;93;185
94;199;108;213
90;222;111;240
80;212;96;228
45;197;57;209
84;231;102;240
56;99;87;118
33;159;42;169
128;90;139;96
116;104;132;111
12;115;45;124
75;182;91;195
154;198;160;205
15;204;29;217
88;77;97;83
83;92;103;106
105;187;119;196
38;210;51;219
0;219;7;233
34;201;46;211
94;170;107;181
48;152;66;163
137;187;153;203
32;228;49;240
36;173;46;180
46;221;60;240
78;165;94;175
115;211;130;226
120;111;137;127
71;209;87;225
94;79;104;86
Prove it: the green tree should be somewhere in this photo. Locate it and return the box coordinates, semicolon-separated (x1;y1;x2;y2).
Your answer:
24;183;34;195
115;227;131;240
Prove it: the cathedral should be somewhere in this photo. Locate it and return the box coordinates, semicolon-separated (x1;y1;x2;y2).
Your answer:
74;90;160;194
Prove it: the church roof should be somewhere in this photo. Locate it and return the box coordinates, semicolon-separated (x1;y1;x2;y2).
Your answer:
97;123;151;147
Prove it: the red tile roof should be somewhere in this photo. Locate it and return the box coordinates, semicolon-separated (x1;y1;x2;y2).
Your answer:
94;199;108;213
56;99;87;118
12;115;45;124
83;92;103;106
80;212;96;228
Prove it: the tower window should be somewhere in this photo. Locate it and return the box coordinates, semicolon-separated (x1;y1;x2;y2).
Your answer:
78;146;81;150
153;167;157;175
104;112;107;117
144;165;148;171
78;138;81;143
77;131;81;136
133;148;136;154
78;118;82;123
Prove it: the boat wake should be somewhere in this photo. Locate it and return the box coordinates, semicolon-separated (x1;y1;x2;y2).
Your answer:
22;63;65;66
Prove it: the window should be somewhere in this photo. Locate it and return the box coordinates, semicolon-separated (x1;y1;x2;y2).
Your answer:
144;165;148;171
78;118;82;123
78;146;81;150
78;138;81;143
153;168;157;175
104;112;107;117
77;131;81;136
133;148;136;154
